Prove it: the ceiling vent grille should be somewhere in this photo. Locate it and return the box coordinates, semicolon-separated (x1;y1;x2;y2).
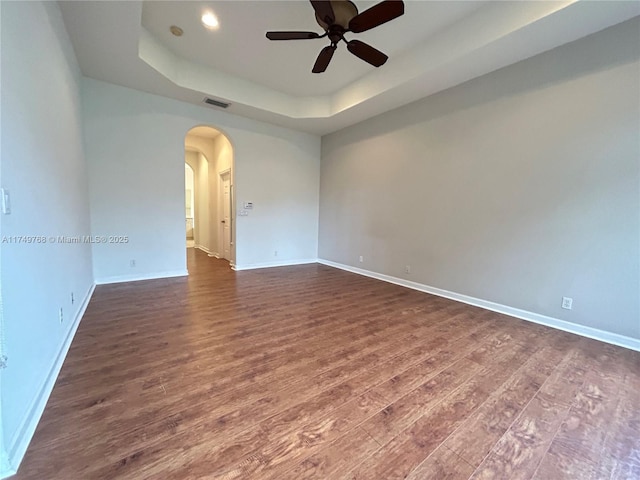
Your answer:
204;97;230;109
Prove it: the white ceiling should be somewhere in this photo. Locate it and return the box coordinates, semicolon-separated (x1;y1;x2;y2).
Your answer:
141;1;486;97
59;1;640;135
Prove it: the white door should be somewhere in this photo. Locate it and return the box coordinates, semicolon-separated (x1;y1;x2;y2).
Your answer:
220;171;231;260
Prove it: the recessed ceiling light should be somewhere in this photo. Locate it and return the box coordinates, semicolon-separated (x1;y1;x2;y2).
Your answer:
201;11;219;30
170;25;183;37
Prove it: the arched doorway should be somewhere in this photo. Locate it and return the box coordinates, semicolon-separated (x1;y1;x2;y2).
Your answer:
184;126;235;267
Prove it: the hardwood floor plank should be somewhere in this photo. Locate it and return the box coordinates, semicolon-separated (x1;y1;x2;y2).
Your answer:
443;344;563;467
77;312;476;478
124;316;484;479
31;297;439;451
532;416;608;479
469;349;588;480
349;341;537;479
405;445;475;480
544;364;623;476
220;390;387;479
592;379;640;480
13;249;640;480
280;427;381;480
469;395;570;480
367;319;495;406
360;356;484;446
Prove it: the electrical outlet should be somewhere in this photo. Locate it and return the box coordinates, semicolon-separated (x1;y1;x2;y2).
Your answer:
274;250;278;257
130;259;136;267
405;265;411;274
59;308;64;323
359;255;363;263
562;297;573;310
71;292;75;305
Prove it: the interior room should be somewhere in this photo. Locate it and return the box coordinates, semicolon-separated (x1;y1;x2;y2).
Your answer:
1;1;638;479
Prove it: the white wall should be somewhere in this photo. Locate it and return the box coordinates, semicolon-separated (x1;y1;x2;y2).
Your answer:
319;19;640;343
212;134;233;174
0;2;5;473
0;1;94;474
83;78;320;280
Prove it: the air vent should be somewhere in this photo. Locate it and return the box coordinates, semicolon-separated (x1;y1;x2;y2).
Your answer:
204;97;230;109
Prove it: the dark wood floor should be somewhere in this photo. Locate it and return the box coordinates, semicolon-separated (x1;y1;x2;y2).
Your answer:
14;249;640;479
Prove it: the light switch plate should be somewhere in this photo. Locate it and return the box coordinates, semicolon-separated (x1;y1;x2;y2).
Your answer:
1;188;10;215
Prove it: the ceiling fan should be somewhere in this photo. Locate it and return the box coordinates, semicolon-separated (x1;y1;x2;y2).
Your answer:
266;0;405;73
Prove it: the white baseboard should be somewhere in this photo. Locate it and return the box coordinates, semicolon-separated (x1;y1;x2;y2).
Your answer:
195;245;212;255
95;270;189;285
3;283;96;479
233;258;319;271
207;252;220;258
1;451;12;479
318;259;640;352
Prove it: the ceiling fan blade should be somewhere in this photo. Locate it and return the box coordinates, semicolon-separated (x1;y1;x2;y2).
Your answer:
266;31;320;40
347;40;388;67
348;0;404;33
312;45;336;73
310;0;335;25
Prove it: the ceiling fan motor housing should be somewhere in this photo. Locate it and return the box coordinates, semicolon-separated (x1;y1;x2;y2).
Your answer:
315;0;358;30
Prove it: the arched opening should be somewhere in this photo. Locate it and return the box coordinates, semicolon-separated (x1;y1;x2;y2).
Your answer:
184;125;235;267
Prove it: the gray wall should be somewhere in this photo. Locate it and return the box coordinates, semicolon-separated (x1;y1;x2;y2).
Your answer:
319;18;640;340
83;78;320;280
1;1;94;465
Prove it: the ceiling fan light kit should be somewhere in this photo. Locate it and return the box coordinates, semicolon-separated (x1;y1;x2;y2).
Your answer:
315;0;358;30
266;0;405;73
